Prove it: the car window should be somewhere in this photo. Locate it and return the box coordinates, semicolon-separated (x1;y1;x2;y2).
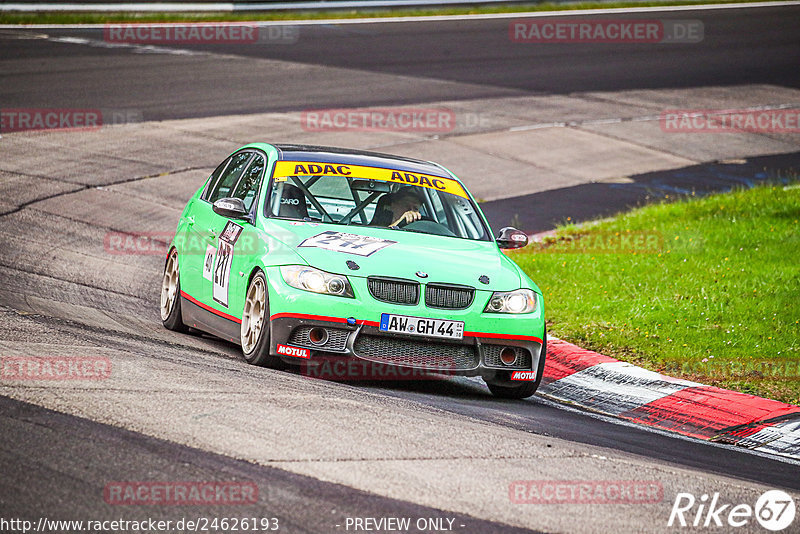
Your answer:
202;159;230;201
207;152;253;204
266;173;490;241
230;154;265;211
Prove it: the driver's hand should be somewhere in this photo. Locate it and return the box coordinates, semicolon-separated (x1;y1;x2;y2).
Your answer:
390;210;421;227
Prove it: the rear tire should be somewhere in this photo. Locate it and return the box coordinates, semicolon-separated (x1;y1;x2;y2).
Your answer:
241;271;284;369
486;330;547;399
161;248;188;332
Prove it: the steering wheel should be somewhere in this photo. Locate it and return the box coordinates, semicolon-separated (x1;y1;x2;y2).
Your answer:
401;218;457;237
397;215;436;228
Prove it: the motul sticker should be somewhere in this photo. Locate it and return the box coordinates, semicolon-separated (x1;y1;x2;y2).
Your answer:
277;344;310;359
511;370;536;381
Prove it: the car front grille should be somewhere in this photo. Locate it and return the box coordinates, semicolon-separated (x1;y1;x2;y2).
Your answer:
367;277;419;305
425;283;475;309
353;334;478;370
288;326;349;352
482;344;533;369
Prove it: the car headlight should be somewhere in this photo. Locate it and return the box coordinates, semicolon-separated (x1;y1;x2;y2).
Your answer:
280;266;354;298
484;289;537;314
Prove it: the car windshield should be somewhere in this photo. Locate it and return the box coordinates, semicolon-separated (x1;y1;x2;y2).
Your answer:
265;169;491;241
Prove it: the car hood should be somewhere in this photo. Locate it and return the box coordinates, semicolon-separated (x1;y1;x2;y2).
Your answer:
265;221;523;290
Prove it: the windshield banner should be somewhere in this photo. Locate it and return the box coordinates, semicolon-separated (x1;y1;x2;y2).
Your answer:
272;161;468;199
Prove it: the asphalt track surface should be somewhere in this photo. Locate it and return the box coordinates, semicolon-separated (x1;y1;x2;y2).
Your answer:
1;5;798;119
1;4;800;533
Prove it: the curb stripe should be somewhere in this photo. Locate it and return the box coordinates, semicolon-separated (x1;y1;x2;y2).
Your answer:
714;414;800;451
539;339;800;460
751;418;800;457
620;386;800;439
541;339;617;383
542;361;697;416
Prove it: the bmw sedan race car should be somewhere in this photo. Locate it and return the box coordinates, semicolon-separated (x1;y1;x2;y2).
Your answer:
160;144;546;398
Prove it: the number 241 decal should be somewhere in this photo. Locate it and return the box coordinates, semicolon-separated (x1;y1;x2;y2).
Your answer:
211;221;243;307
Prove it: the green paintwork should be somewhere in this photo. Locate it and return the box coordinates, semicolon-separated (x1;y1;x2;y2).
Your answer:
169;144;545;341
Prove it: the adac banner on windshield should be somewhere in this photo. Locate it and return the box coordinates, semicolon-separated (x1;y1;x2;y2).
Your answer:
272;161;468;199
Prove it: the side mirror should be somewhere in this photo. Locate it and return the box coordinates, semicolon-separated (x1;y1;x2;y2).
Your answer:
497;227;528;249
212;197;249;219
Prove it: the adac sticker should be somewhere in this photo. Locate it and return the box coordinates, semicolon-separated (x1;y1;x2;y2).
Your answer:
511;370;536;381
273;161;468;199
298;231;395;257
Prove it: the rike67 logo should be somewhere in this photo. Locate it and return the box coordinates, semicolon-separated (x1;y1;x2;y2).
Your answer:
668;490;796;531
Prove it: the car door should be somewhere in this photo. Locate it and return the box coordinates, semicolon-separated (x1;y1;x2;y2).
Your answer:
181;150;254;314
206;151;266;322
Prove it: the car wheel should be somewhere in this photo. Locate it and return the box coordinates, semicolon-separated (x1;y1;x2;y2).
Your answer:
160;248;187;332
241;271;284;369
486;330;547;399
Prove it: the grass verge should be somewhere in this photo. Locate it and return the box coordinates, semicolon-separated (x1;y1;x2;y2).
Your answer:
512;178;800;404
0;0;777;25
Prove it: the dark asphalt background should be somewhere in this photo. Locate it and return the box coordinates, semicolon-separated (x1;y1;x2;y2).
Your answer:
2;6;799;118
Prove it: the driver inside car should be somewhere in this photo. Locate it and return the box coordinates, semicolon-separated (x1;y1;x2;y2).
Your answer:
369;187;423;227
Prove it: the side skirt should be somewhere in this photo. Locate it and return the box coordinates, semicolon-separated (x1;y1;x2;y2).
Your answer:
180;295;241;345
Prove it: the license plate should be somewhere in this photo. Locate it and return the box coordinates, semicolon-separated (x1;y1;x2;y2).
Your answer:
379;313;464;340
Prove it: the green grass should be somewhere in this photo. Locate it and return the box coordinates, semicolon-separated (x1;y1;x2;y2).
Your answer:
0;0;777;24
512;180;800;404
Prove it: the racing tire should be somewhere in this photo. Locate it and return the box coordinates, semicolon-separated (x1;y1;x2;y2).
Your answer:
241;271;285;369
486;330;547;399
160;248;188;332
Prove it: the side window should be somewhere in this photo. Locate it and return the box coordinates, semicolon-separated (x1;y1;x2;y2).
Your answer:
202;160;230;201
207;152;253;204
231;154;264;211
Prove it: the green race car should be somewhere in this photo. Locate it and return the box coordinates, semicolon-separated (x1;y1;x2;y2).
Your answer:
161;144;546;398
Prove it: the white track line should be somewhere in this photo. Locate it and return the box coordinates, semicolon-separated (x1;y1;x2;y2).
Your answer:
1;1;799;28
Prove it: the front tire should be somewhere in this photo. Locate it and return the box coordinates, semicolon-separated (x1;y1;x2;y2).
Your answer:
161;248;187;332
241;271;284;369
486;330;547;399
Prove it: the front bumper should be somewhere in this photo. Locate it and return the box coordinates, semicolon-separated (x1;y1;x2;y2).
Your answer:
269;315;543;379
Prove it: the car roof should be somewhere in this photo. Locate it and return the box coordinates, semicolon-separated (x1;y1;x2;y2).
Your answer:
272;144;454;179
